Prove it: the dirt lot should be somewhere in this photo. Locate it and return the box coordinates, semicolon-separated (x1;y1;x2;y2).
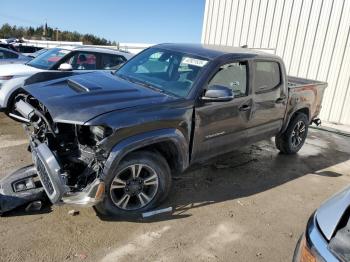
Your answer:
0;113;350;262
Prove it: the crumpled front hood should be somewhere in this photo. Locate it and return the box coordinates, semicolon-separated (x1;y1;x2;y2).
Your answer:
316;185;350;240
0;63;42;76
23;71;176;124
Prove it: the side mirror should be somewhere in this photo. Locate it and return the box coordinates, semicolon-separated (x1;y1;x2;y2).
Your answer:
202;85;234;102
58;63;73;71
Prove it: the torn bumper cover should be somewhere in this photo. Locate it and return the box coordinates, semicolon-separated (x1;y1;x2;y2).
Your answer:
0;165;45;214
0;143;105;214
31;142;105;207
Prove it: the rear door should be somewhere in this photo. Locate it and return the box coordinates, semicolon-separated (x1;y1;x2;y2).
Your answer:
100;54;127;70
245;60;286;141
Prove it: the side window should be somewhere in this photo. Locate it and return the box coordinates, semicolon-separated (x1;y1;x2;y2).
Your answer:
209;62;248;97
255;61;281;93
4;50;18;59
63;52;97;70
101;54;126;70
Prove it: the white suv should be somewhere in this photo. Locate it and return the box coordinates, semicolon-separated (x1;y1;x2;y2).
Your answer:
0;46;133;112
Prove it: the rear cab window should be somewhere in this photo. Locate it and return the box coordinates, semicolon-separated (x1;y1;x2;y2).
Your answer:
254;61;281;93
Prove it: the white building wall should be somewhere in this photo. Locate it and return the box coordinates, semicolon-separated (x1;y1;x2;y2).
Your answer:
202;0;350;125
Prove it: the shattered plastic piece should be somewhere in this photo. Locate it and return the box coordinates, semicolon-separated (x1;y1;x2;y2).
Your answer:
25;201;42;212
142;207;173;218
68;209;80;216
237;200;244;206
74;253;87;260
0;165;45;215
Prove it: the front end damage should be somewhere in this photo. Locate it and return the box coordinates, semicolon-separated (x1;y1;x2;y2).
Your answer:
7;93;110;209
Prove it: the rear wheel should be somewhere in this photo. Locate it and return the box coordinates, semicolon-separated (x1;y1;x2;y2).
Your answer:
95;151;172;217
275;113;309;154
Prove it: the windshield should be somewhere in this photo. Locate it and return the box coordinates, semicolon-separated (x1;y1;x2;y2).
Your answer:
116;48;209;97
27;48;70;69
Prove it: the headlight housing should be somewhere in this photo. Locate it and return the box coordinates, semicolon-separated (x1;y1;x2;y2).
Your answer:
300;238;316;262
90;126;113;141
77;125;113;147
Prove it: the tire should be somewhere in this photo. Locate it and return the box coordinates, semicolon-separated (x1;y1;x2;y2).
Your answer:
275;113;309;154
95;150;172;217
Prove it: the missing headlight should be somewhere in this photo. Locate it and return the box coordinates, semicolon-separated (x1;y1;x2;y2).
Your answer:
77;125;113;146
90;126;112;140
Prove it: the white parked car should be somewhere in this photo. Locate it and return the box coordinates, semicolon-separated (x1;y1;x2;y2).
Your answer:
0;47;31;65
0;46;133;112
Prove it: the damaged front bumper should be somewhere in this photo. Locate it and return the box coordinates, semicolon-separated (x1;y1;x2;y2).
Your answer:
30;141;105;207
0;164;105;214
0;165;45;214
62;178;105;207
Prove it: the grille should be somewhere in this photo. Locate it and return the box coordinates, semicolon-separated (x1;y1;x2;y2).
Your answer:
35;154;54;195
31;143;66;204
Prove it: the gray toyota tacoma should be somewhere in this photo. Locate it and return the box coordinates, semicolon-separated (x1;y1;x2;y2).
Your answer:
3;44;327;216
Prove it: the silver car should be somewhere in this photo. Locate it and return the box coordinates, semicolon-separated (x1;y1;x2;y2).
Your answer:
0;47;31;65
0;46;133;112
294;186;350;262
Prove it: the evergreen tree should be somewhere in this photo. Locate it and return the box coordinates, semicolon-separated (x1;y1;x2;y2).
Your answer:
0;23;114;45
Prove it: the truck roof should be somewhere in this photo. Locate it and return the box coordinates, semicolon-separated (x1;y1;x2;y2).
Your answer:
155;43;280;60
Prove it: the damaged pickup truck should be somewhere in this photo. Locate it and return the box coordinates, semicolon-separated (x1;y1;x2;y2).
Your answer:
3;44;327;216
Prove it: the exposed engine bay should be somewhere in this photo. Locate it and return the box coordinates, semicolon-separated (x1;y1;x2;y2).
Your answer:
10;92;108;205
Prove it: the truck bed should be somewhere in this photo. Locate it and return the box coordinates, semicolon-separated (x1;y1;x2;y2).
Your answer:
285;76;327;123
287;76;327;89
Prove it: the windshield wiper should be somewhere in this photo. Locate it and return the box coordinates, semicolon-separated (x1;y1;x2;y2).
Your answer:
117;74;165;93
137;80;165;93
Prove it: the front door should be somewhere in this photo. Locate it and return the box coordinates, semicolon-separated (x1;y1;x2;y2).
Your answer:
191;60;254;163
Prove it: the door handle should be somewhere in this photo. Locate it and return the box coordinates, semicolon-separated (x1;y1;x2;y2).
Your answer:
275;96;287;104
239;104;251;111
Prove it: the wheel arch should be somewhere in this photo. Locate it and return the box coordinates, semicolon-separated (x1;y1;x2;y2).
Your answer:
0;78;26;110
6;87;26;112
102;129;189;180
280;106;310;134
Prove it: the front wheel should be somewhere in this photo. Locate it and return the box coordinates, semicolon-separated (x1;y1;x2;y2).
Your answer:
95;151;172;217
275;113;309;154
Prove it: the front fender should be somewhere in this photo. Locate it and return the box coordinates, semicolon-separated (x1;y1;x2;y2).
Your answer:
0;76;27;108
102;128;189;180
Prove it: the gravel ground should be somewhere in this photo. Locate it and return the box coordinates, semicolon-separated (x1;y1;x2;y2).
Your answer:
0;113;349;262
